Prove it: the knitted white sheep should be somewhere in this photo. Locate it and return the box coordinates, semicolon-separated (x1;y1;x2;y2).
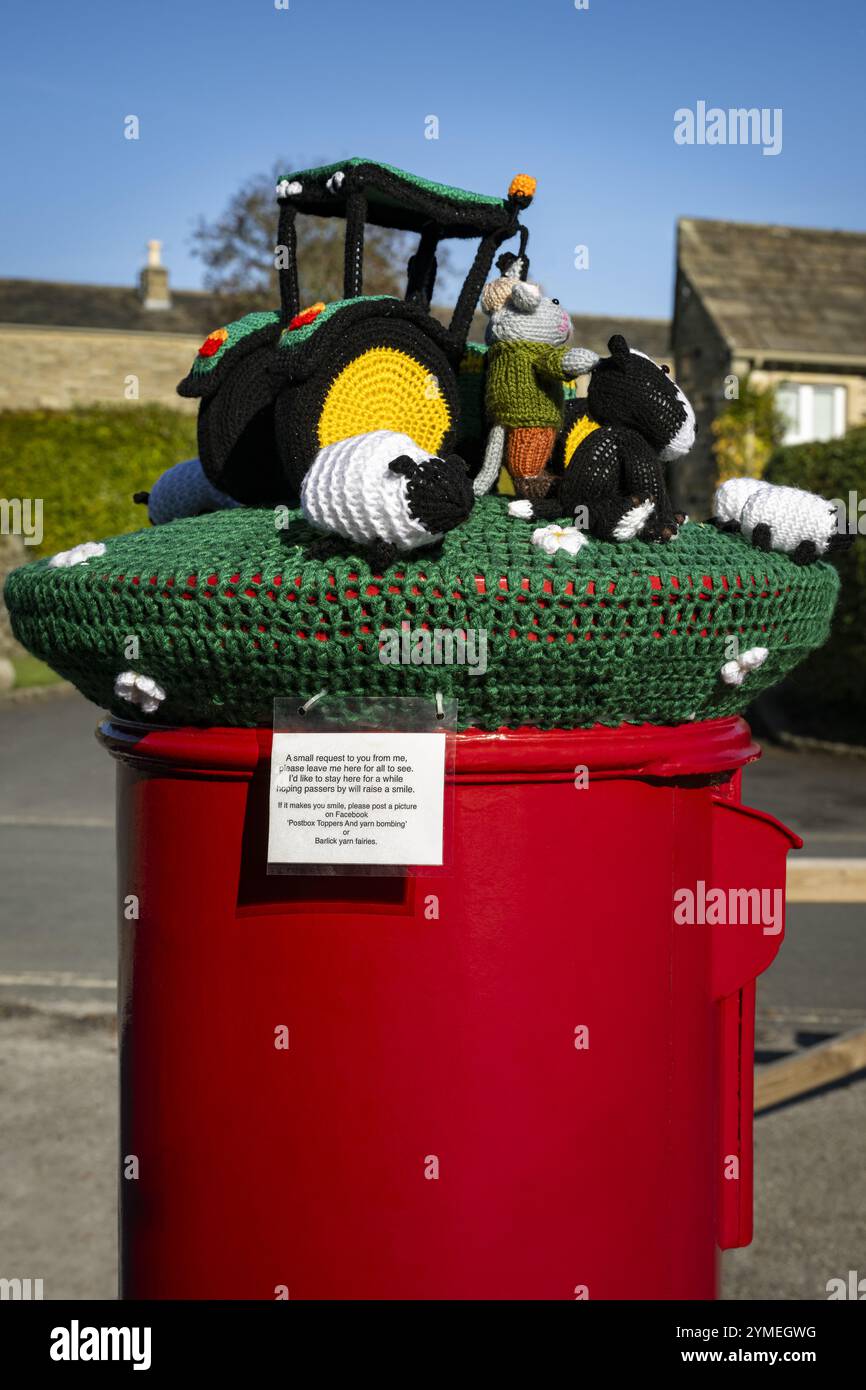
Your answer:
712;478;855;565
740;484;854;564
300;429;474;567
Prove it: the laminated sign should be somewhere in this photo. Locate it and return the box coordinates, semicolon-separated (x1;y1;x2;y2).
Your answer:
267;697;455;872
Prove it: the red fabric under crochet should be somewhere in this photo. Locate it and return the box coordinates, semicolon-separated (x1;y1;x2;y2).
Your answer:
111;563;787;658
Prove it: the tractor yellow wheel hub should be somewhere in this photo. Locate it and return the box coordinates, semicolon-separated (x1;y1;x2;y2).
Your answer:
317;347;452;454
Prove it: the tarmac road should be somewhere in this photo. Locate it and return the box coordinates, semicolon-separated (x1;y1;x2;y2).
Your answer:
0;692;115;1012
0;690;864;1300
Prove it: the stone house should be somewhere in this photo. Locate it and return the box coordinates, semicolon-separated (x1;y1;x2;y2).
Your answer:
0;244;227;414
4;220;863;519
0;238;672;417
672;217;866;513
558;315;671;370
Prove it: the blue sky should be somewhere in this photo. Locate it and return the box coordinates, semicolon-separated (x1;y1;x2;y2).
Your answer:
2;0;864;318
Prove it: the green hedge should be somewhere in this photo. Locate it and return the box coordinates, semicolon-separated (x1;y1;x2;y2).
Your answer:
0;406;197;559
763;426;866;742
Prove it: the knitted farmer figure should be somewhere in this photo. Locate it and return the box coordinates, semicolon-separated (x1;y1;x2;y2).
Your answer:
473;257;598;499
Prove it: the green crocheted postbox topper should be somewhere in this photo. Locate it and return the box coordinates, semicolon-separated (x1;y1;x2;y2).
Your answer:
5;499;839;731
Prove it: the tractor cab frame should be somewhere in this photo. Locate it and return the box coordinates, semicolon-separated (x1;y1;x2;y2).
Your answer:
178;158;535;504
274;158;533;349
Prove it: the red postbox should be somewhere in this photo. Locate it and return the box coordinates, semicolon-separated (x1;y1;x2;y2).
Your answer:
100;713;798;1301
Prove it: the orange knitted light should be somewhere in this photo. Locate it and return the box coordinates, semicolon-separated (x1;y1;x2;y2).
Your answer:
508;174;537;199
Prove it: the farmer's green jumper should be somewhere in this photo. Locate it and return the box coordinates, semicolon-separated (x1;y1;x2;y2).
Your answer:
485;342;576;429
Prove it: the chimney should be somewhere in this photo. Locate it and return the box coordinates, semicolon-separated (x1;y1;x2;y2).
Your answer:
138;240;171;310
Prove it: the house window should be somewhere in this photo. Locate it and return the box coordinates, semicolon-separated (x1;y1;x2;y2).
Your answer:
777;382;846;445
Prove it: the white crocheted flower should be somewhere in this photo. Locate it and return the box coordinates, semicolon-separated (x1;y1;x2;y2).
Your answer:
48;541;106;568
275;178;302;197
508;499;534;520
114;670;166;715
326;171;345;193
720;647;770;687
531;524;589;557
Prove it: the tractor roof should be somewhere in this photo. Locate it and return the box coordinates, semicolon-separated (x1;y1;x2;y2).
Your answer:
275;158;534;237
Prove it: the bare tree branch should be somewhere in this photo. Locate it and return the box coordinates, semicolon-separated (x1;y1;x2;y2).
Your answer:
191;161;451;317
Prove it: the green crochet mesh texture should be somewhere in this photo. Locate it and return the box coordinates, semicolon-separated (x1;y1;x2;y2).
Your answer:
5;499;839;730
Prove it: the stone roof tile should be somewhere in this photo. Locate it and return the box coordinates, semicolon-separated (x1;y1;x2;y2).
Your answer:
678;217;866;359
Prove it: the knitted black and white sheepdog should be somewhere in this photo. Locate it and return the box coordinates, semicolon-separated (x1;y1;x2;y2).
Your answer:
509;334;695;543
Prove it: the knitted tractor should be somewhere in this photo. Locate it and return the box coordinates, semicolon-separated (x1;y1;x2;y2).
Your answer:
474;256;599;501
511;335;696;543
134;431;476;567
139;412;475;564
174;161;537;512
144;258;601;561
4;499;839;731
713;478;856;565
